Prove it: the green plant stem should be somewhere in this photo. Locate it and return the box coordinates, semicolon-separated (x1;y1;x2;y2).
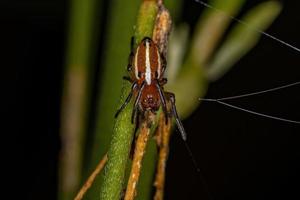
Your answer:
59;0;99;199
99;1;158;200
84;0;140;198
134;1;159;43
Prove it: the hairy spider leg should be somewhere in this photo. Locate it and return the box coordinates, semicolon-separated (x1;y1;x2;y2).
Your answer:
159;78;167;85
127;37;135;72
166;92;187;141
156;80;169;124
132;81;146;123
115;82;138;118
122;76;133;82
160;53;167;74
130;36;135;51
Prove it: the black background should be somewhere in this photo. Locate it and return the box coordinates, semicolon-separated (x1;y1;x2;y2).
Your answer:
2;0;300;199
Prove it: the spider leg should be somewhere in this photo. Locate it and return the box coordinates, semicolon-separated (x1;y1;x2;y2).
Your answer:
130;36;135;52
159;78;167;86
127;37;135;72
115;82;138;118
123;76;132;82
127;53;134;72
156;80;168;124
132;81;145;123
165;92;187;141
160;53;167;74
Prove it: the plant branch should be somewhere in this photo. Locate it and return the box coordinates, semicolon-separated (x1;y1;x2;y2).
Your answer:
153;112;172;200
85;0;140;198
124;114;155;200
99;1;158;200
59;0;99;199
153;4;172;57
74;154;108;200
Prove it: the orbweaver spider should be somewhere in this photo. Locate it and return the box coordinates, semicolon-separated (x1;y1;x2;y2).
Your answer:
115;37;186;140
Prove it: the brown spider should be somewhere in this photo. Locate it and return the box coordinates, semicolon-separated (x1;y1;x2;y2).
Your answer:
115;37;186;140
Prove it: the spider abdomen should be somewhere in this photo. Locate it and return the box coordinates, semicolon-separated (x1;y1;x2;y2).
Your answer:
132;37;163;85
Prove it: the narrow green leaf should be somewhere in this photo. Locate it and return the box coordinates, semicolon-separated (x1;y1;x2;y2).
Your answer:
59;0;100;199
167;0;245;118
206;1;282;81
166;24;189;83
191;0;245;66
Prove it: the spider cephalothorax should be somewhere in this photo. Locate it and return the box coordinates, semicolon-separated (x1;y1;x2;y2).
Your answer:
115;37;186;140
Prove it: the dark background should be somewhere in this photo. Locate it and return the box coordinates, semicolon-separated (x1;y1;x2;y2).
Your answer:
2;0;300;199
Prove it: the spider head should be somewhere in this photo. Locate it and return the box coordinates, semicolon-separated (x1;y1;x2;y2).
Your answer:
140;86;160;112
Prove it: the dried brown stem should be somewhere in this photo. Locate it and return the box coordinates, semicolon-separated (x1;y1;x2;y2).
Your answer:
152;5;172;57
74;154;108;200
152;5;173;200
124;120;152;200
152;8;172;199
157;0;163;6
153;112;172;200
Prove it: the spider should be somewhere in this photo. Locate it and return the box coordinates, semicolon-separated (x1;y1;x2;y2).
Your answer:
115;37;186;140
